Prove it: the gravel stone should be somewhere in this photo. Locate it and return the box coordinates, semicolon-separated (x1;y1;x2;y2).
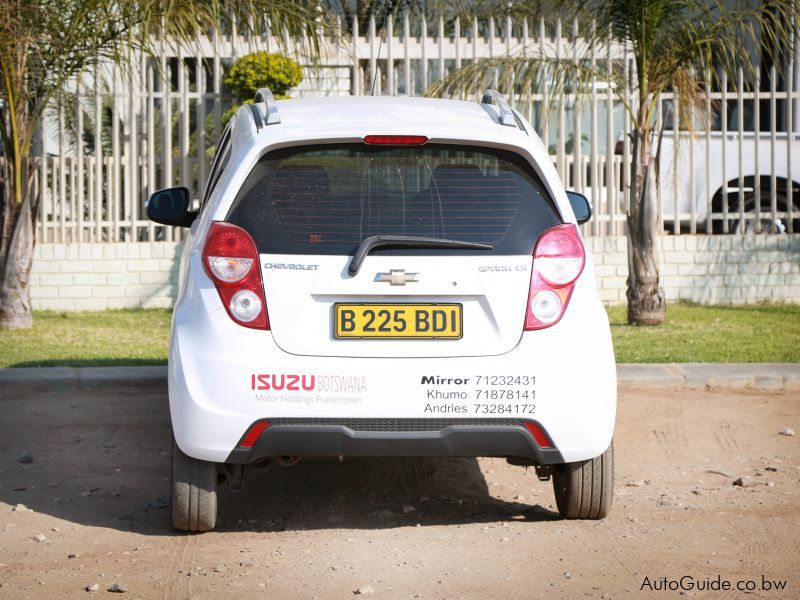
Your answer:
778;427;796;436
108;582;127;593
12;504;28;512
33;533;47;543
732;477;755;487
85;583;99;592
18;451;34;464
402;505;416;514
355;585;375;595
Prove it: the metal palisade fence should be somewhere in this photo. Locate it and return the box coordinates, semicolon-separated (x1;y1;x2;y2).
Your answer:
12;13;800;244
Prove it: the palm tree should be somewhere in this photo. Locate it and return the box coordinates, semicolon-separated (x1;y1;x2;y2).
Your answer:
427;0;799;325
0;0;333;329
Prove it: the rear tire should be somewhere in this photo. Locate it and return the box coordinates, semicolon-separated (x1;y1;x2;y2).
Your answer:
552;442;613;519
171;436;218;532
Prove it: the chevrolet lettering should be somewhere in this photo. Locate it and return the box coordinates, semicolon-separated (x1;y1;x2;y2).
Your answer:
263;262;318;270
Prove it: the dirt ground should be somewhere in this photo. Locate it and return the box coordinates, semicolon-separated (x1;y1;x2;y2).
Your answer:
0;382;797;600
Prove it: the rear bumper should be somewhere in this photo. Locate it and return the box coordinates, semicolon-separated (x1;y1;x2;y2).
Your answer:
168;260;616;465
226;418;564;464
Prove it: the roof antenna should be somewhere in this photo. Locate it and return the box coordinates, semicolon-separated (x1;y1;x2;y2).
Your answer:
371;0;393;96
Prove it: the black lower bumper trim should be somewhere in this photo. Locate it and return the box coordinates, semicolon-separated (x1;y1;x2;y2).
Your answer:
225;419;564;465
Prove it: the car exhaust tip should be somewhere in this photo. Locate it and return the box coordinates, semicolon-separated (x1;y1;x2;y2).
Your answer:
273;454;301;466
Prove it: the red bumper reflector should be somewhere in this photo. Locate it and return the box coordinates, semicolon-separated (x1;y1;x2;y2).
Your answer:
241;421;269;447
524;421;551;448
363;135;428;145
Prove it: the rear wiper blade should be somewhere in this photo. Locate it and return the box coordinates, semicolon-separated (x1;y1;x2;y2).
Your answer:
348;234;493;276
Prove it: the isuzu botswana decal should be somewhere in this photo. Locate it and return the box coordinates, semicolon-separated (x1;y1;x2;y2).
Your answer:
249;374;368;392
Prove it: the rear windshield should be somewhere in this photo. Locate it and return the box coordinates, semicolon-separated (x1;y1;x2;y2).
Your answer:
226;143;561;255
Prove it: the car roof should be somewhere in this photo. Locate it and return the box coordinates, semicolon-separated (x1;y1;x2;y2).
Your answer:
279;96;504;127
230;95;531;145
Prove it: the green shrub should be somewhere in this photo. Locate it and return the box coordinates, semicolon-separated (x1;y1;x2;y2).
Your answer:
190;52;303;166
223;52;303;101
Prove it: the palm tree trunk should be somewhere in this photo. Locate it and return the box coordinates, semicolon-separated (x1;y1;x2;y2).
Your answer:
626;129;666;325
0;156;35;330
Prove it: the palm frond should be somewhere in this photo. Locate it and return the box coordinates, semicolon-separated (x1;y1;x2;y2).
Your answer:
426;0;799;134
425;51;633;123
0;0;340;159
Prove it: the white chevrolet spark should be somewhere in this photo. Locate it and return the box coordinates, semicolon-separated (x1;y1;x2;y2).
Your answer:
147;89;617;531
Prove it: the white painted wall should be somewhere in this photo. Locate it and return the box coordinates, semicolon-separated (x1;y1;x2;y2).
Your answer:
31;243;179;311
587;235;800;304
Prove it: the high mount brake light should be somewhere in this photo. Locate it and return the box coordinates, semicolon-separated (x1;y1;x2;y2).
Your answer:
203;222;269;330
363;135;429;146
524;224;585;331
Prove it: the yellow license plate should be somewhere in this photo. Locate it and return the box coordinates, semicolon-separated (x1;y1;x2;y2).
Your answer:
333;303;463;339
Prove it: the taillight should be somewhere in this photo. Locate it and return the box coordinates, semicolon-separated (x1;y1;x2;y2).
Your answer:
523;224;585;330
203;222;269;330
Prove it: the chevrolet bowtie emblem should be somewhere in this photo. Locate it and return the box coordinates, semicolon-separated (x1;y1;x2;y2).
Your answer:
376;270;419;286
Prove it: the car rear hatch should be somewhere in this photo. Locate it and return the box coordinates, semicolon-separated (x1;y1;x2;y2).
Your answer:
225;141;562;358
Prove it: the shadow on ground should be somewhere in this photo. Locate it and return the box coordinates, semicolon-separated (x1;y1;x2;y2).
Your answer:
7;359;167;368
0;382;559;536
